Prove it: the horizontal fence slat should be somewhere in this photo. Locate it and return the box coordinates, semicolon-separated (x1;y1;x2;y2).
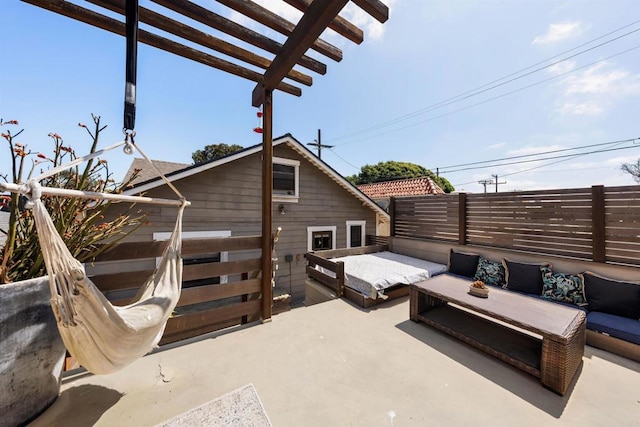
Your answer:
177;279;261;307
94;235;262;261
392;185;640;266
164;299;261;336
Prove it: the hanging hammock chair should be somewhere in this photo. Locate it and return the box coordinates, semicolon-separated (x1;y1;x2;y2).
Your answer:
0;0;193;374
3;139;189;375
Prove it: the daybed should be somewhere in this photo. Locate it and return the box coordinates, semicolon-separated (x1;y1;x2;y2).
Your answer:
418;249;640;364
306;245;447;308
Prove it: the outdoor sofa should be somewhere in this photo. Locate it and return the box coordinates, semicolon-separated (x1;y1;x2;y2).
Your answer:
444;249;640;363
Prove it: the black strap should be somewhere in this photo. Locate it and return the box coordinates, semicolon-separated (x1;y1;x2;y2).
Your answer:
124;0;138;132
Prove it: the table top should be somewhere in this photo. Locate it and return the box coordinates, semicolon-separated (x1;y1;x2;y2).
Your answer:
412;274;586;341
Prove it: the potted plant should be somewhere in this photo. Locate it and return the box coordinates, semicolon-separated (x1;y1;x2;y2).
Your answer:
0;116;145;426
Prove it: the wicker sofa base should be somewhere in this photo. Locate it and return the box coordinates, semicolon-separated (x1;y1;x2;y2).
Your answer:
586;330;640;363
410;276;586;395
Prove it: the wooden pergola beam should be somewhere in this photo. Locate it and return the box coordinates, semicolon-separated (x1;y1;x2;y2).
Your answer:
151;0;326;75
353;0;389;23
252;0;350;107
282;0;363;44
88;0;312;86
215;0;342;62
22;0;302;96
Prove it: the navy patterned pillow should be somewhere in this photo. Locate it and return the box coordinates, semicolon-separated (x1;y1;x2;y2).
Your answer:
473;257;505;287
541;267;586;306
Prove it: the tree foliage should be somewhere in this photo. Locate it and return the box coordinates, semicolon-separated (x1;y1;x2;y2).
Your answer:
621;159;640;183
346;161;455;193
192;143;244;164
1;116;146;283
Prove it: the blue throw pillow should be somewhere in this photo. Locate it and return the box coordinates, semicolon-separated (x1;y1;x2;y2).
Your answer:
541;267;586;306
473;257;505;287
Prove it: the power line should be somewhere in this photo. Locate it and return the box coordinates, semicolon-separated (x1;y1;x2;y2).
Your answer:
325;19;640;145
442;142;639;174
452;139;638;187
335;44;640;147
435;137;638;170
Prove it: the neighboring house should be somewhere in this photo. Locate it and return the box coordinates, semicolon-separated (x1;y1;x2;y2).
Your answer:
358;176;444;210
106;134;389;305
357;177;444;236
123;159;189;185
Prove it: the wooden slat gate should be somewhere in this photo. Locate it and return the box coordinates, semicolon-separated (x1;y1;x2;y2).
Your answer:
91;235;263;344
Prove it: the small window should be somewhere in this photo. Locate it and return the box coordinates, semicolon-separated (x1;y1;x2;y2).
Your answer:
307;226;337;251
153;230;231;284
346;220;366;248
312;231;333;251
273;157;299;202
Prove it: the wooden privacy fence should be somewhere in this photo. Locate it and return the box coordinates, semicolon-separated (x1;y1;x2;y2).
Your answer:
91;235;264;345
391;185;640;266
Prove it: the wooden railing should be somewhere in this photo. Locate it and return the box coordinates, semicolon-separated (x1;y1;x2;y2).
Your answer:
305;244;388;297
391;185;640;266
92;236;264;344
366;234;390;246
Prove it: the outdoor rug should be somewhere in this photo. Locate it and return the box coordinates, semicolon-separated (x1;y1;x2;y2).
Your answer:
157;384;272;427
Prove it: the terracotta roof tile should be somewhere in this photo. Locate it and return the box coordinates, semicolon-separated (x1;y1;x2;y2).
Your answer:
357;177;444;199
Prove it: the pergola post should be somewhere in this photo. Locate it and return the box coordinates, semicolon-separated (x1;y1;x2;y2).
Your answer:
261;88;274;322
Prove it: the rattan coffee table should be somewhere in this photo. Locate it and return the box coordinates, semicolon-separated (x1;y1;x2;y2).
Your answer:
410;274;586;395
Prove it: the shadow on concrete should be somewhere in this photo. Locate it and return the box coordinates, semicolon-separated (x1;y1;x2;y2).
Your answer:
583;345;640;372
28;384;123;427
344;294;410;313
396;318;578;418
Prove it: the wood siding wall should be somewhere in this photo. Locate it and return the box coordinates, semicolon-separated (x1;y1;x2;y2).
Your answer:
391;185;640;267
99;144;377;305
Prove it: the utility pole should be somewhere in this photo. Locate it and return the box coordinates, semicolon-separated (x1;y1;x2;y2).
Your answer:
491;174;507;192
306;129;333;159
478;179;494;193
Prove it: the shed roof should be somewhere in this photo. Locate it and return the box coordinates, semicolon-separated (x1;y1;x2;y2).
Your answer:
124;134;389;218
357;177;445;199
123;158;189;185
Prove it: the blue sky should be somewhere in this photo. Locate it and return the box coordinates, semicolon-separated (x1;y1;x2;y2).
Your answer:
2;0;639;193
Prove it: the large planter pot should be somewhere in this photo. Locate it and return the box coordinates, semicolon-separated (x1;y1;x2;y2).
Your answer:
0;276;65;427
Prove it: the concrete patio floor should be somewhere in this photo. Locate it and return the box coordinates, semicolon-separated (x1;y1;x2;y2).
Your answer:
31;296;640;426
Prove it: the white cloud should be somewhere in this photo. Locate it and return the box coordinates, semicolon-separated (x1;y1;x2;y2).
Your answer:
556;101;604;115
533;21;582;45
554;62;640;116
507;145;565;156
223;0;395;45
340;0;397;42
546;60;576;76
563;62;640;95
487;142;506;149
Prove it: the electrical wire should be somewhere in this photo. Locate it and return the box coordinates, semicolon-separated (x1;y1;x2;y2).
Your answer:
452;139;638;186
325;20;640;145
442;142;639;174
333;44;640;147
433;138;638;170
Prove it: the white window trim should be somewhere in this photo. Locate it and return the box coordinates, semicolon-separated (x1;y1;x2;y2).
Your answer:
346;220;366;248
307;226;337;252
273;156;300;203
153;230;231;284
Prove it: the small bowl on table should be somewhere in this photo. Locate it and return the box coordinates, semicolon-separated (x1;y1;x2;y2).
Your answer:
469;280;489;298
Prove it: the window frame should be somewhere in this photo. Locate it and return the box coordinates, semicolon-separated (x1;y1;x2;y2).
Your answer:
273;156;300;203
346;220;366;248
307;226;337;252
153;230;231;283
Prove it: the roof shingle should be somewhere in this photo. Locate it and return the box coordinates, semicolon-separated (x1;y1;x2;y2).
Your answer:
357;177;444;199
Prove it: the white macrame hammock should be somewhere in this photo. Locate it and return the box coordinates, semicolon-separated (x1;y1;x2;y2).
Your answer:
3;139;188;374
